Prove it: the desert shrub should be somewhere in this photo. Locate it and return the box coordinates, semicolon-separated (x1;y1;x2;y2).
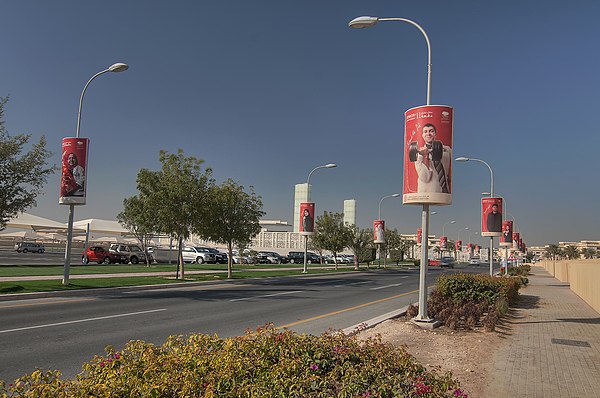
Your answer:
1;325;468;398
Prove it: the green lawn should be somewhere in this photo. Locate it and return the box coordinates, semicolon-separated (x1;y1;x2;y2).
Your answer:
0;267;364;294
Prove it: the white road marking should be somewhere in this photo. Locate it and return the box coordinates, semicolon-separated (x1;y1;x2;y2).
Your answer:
334;281;371;288
370;283;403;290
0;309;167;334
306;280;346;285
230;290;303;302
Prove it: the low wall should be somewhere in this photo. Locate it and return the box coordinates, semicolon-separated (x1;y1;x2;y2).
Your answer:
538;260;600;314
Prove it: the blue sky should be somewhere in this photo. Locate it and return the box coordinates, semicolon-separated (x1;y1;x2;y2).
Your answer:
3;1;600;246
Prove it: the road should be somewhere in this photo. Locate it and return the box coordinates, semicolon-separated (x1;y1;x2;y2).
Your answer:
0;265;492;383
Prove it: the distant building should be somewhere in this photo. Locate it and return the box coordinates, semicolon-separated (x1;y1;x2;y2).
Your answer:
343;199;356;226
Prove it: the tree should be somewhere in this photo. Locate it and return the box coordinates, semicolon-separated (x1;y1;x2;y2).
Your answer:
307;238;326;264
347;225;372;270
0;96;55;229
136;150;213;279
198;179;264;278
118;195;158;266
582;248;596;259
545;244;560;260
563;245;580;260
312;212;351;270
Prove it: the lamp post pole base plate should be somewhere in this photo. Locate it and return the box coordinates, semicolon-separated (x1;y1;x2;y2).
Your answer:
410;318;442;330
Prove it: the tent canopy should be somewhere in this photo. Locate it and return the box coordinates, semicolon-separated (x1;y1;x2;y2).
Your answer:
0;230;50;241
73;219;129;236
6;213;72;232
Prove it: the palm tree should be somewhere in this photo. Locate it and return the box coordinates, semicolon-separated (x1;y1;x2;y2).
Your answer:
545;244;560;260
563;245;580;260
581;248;596;259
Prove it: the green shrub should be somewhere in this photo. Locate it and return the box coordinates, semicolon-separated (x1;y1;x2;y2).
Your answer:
408;273;524;331
1;325;468;397
413;259;420;266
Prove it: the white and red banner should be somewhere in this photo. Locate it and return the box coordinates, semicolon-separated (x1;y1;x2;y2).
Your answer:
299;202;315;235
440;236;448;250
467;243;473;253
403;105;453;205
59;137;89;205
513;232;520;248
481;197;503;237
500;220;513;247
373;220;385;244
456;240;462;251
417;228;422;244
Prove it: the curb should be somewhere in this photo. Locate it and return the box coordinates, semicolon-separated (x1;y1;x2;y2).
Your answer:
343;303;415;335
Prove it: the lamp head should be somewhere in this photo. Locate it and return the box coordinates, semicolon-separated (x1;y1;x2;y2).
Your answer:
430;211;437;215
450;220;456;224
108;63;129;73
348;16;379;28
391;193;401;197
455;157;469;162
481;192;491;196
324;163;337;168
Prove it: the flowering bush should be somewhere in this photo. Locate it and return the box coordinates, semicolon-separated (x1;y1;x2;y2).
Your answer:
1;325;467;397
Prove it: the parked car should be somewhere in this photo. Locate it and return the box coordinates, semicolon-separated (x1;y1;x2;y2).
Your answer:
231;250;250;264
257;251;288;264
440;256;455;268
324;255;350;264
469;256;480;266
82;246;128;264
287;251;321;264
14;242;45;253
204;247;228;264
109;244;153;264
181;246;217;264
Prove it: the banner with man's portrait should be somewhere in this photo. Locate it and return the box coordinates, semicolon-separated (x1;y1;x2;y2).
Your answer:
467;243;473;253
373;220;385;244
440;236;448;250
403;105;453;205
59;137;89;205
481;197;503;237
500;220;513;247
299;202;315;236
512;232;520;248
456;240;462;251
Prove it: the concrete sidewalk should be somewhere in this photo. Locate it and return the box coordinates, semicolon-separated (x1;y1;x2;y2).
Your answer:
486;266;600;397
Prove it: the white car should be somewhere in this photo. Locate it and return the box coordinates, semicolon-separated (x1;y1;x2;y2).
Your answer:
181;247;216;264
469;257;480;265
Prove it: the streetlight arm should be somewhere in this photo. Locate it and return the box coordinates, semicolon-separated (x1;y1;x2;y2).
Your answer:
378;193;400;220
378;18;432;105
77;69;110;137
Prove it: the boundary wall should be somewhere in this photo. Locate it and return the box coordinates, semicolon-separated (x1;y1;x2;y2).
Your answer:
538;260;600;314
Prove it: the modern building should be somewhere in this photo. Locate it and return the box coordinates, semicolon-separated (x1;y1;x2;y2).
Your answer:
343;199;356;226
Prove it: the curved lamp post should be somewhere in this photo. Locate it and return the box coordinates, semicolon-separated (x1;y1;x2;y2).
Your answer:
456;156;495;276
350;15;434;322
63;63;129;285
377;193;400;268
303;163;337;273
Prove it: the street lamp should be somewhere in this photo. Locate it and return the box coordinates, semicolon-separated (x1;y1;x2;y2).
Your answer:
456;156;495;276
442;220;456;237
349;15;434;323
377;193;401;268
303;163;337;273
63;63;129;285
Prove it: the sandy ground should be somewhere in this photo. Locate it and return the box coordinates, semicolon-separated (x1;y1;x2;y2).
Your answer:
358;317;511;397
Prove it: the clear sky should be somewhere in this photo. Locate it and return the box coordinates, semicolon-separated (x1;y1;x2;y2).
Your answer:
3;1;600;246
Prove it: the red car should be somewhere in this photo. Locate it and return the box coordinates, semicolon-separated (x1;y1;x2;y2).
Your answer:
82;246;126;264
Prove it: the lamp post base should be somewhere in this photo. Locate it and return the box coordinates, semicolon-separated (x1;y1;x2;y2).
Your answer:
411;318;442;330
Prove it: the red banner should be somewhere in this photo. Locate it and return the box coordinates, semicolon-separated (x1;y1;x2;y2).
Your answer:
417;228;422;244
373;220;385;243
512;232;520;247
481;197;502;237
456;240;462;251
403;105;453;205
299;202;315;235
59;137;89;205
500;220;513;247
440;236;447;250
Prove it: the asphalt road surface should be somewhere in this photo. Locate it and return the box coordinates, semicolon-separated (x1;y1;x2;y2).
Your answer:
0;265;492;383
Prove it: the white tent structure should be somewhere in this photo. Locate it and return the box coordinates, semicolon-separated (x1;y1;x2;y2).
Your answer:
5;212;72;232
0;230;49;241
73;219;129;236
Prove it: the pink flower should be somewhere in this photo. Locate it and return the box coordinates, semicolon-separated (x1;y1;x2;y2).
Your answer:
114;353;121;360
310;363;319;371
99;361;105;367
